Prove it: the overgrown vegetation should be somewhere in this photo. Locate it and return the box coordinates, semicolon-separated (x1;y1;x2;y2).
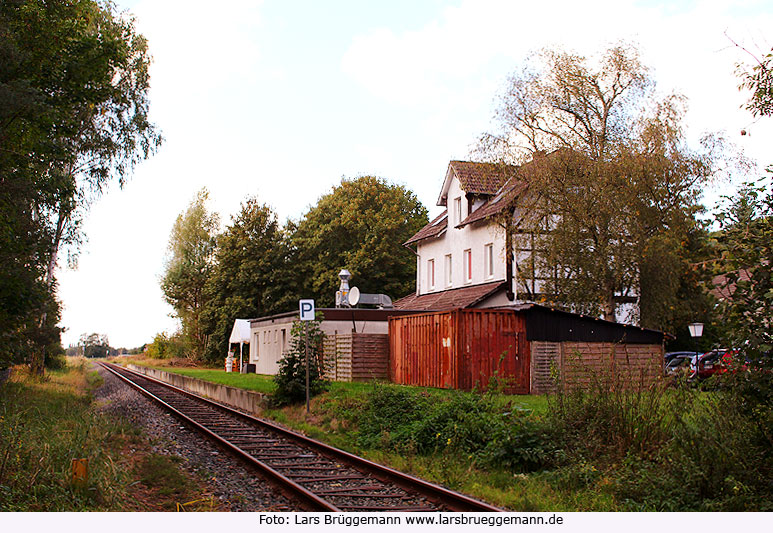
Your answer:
264;367;773;511
0;359;216;511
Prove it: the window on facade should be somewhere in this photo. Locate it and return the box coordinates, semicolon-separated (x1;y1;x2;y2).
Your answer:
464;249;472;282
428;259;435;289
454;197;462;225
485;243;494;278
445;254;452;287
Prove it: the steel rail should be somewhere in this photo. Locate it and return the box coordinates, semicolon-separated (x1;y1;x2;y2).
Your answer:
98;361;340;511
99;361;502;512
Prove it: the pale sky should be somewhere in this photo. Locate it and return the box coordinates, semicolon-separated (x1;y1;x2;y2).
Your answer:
57;0;773;349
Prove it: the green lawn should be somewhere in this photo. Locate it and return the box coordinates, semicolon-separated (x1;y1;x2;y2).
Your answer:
139;366;278;394
132;363;549;414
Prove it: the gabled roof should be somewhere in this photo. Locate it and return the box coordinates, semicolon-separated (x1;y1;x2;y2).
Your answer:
437;161;515;206
404;210;447;246
457;178;529;228
393;281;507;311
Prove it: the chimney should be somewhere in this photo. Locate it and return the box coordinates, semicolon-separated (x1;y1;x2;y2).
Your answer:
335;269;351;307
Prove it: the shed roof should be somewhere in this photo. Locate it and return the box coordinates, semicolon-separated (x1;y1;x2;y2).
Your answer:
249;308;425;326
506;303;666;344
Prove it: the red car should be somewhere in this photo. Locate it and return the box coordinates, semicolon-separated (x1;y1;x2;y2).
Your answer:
697;349;740;379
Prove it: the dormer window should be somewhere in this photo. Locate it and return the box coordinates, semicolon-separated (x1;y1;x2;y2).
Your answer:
454;197;462;225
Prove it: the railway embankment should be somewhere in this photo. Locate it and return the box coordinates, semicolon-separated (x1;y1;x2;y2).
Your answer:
126;364;266;415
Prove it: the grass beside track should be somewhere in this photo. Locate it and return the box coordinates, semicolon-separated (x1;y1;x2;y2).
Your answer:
0;358;219;511
122;357;773;511
126;359;569;510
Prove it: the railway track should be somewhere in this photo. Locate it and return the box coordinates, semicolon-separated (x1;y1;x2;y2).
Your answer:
98;362;502;513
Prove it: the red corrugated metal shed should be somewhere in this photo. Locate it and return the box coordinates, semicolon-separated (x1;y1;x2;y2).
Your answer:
389;309;529;394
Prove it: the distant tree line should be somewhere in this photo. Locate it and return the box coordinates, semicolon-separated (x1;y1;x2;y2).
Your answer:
156;176;428;365
64;332;144;358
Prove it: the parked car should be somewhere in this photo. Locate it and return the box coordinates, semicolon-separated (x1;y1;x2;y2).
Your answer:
697;349;739;380
665;353;697;378
665;351;700;365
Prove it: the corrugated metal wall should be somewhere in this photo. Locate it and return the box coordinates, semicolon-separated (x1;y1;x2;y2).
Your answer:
389;309;530;394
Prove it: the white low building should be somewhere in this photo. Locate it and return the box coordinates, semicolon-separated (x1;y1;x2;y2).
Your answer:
248;308;416;375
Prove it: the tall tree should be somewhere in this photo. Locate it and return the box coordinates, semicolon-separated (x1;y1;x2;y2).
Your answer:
291;176;428;306
78;332;110;358
161;189;219;361
713;178;773;359
0;0;161;371
201;198;288;365
481;44;720;324
711;46;773;359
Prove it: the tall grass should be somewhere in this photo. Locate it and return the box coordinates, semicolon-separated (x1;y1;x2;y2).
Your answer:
0;360;132;510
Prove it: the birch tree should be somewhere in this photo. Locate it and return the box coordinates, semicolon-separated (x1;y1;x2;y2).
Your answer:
0;0;161;372
481;44;721;325
161;190;219;362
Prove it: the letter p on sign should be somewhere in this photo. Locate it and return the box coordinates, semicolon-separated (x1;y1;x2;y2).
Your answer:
299;299;315;321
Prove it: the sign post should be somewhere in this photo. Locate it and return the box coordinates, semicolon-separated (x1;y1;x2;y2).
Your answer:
299;299;315;413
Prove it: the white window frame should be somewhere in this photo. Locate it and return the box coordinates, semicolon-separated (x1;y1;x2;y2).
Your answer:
445;254;453;287
454;197;462;225
484;243;494;278
463;249;472;283
427;259;435;289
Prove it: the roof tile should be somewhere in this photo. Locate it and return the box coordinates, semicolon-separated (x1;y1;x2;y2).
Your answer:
393;281;507;311
404;210;447;245
450;161;514;195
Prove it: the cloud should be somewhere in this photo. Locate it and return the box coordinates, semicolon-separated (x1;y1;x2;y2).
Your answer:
341;0;773;156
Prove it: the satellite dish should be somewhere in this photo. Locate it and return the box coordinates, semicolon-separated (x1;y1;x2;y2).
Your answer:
348;286;360;306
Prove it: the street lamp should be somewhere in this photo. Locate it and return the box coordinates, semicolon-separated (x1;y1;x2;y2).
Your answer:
688;322;704;379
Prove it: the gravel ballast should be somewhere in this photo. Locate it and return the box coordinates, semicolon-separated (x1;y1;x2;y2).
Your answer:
93;363;297;511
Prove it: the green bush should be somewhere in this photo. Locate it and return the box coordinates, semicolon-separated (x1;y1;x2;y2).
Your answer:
548;366;677;463
44;348;67;370
271;316;326;406
355;384;430;448
355;385;559;473
145;332;187;359
480;414;564;473
596;367;773;511
401;393;499;454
